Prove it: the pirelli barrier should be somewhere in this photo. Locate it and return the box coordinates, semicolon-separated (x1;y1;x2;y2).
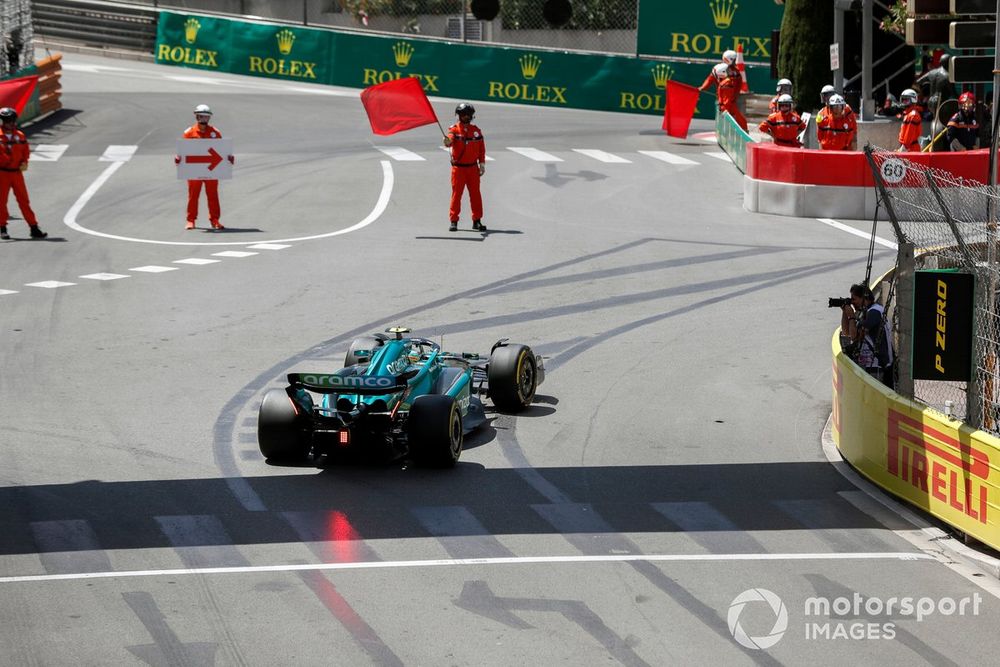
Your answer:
154;10;775;119
832;330;1000;550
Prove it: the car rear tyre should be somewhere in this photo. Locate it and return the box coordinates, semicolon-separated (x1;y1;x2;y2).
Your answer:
408;394;462;467
488;344;538;412
258;389;310;461
345;336;383;367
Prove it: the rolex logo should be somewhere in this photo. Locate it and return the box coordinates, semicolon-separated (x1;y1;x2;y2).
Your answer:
519;54;541;80
184;17;201;44
651;63;674;89
276;29;296;55
709;0;737;29
393;42;414;68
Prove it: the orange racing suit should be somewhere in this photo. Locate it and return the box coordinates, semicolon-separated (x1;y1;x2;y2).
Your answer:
717;73;748;131
897;105;924;152
182;123;223;228
0;127;39;230
447;120;486;224
759;110;806;147
816;108;857;150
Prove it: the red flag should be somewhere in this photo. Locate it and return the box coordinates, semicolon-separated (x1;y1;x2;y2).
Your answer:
0;76;38;115
360;77;438;136
662;79;700;139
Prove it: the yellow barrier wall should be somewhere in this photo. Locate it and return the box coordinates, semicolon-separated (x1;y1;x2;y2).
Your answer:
833;333;1000;548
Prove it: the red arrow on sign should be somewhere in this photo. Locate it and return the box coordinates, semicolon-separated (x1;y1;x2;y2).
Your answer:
185;147;223;171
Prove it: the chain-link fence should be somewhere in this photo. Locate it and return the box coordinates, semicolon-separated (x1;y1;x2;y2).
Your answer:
867;145;1000;433
1;0;34;78
122;0;639;54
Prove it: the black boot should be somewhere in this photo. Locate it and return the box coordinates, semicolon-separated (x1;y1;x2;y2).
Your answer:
472;220;486;231
0;226;8;240
29;225;47;239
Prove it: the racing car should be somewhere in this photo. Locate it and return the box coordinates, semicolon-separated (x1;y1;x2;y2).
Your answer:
257;327;544;467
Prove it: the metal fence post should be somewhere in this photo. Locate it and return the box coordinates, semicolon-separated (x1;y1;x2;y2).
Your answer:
896;242;915;399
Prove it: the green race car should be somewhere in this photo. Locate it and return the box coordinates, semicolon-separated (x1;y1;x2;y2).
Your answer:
257;327;545;467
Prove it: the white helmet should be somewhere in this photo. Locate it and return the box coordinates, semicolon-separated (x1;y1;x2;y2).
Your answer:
900;88;918;105
776;78;792;94
713;62;729;80
828;94;846;108
722;49;738;64
820;84;836;104
193;104;212;116
777;94;794;110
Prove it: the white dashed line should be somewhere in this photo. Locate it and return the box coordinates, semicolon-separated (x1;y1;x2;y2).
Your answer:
704;151;732;162
165;75;223;85
212;251;257;258
173;258;221;266
26;281;75;289
99;145;138;162
32;145;69;161
0;289;19;296
129;266;178;273
376;146;425;161
507;147;563;162
248;244;290;250
638;150;698;166
572;149;631;163
80;273;129;281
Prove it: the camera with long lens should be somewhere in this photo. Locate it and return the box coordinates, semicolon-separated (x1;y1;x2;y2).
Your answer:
828;297;852;308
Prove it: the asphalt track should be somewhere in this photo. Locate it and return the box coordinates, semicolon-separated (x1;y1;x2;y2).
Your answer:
2;53;999;665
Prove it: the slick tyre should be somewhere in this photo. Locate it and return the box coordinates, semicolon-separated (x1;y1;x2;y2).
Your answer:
258;389;310;461
488;344;538;412
345;336;383;367
408;394;462;468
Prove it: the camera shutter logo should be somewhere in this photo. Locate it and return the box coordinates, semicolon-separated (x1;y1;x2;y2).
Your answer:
727;588;788;650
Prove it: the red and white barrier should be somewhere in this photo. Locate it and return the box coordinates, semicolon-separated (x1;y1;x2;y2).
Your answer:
743;143;993;219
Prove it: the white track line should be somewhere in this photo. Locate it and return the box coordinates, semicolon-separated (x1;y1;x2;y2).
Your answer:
80;273;129;281
507;147;563;162
0;552;933;584
376;146;424;161
816;218;898;249
32;145;68;161
25;281;75;289
64;161;394;246
638;150;698;166
572;149;631;163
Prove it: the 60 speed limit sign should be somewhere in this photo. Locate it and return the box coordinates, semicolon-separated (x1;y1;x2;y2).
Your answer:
880;158;907;184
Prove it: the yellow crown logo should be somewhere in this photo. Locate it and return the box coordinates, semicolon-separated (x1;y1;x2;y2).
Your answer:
709;0;737;29
519;54;541;80
393;42;414;68
651;63;674;89
184;18;201;45
276;29;296;55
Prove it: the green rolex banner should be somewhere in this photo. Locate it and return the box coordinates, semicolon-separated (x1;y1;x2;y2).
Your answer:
637;0;784;64
156;11;759;117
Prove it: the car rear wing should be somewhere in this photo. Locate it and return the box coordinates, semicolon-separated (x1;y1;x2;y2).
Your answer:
288;373;406;395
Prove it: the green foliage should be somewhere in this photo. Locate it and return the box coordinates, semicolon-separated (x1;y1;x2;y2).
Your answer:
501;0;638;30
778;0;834;113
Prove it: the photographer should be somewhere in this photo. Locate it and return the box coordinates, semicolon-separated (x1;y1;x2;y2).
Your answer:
837;284;894;387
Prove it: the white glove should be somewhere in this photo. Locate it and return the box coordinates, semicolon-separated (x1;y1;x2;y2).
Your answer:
478;163;485;176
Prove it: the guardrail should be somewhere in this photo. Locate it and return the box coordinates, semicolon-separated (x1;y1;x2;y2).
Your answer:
33;0;158;52
715;110;752;174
